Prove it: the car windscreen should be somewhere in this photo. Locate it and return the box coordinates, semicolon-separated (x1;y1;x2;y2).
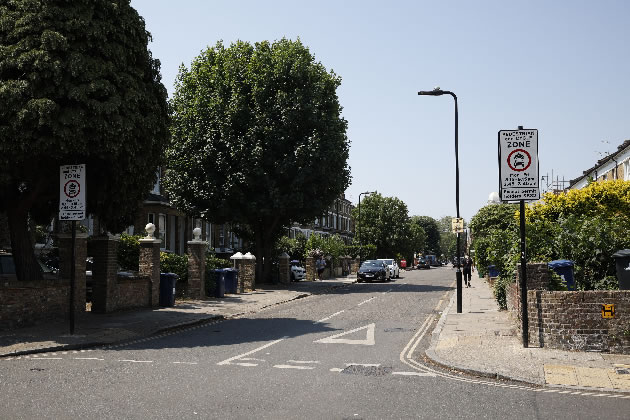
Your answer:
381;259;393;265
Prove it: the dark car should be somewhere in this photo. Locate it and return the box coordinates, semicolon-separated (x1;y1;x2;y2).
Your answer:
357;260;390;283
416;258;431;269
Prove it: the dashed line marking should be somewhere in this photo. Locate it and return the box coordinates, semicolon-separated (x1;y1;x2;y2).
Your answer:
287;360;320;364
358;297;376;306
74;357;104;361
172;362;198;365
392;371;435;377
316;310;345;323
118;360;153;363
274;365;316;370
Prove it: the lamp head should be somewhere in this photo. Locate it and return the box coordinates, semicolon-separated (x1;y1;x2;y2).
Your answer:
418;87;445;96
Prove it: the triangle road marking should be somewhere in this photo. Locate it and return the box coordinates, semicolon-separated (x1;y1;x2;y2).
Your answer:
314;323;376;346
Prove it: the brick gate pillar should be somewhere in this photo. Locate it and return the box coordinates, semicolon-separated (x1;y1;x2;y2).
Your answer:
139;223;161;308
187;227;207;299
278;253;290;284
306;257;316;281
58;231;88;316
235;252;256;292
90;234;119;313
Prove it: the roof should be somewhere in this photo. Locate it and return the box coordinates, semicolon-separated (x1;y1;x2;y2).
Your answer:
569;139;630;188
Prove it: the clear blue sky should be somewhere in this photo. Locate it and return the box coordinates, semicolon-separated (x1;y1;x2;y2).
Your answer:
130;0;630;222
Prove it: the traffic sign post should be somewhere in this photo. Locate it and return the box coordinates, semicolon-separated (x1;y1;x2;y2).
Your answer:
498;127;540;348
59;164;86;335
498;129;539;202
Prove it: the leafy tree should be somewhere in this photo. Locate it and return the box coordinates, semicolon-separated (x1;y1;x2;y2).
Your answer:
437;216;458;262
408;217;427;262
413;216;440;255
351;193;412;258
165;39;350;283
469;204;518;238
0;0;169;281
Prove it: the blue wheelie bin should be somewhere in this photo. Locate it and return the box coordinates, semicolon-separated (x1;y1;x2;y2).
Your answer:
212;269;226;298
612;249;630;290
224;268;239;294
547;260;575;291
488;265;500;278
159;273;179;307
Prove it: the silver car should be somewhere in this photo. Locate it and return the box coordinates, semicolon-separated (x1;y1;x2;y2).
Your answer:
377;258;400;279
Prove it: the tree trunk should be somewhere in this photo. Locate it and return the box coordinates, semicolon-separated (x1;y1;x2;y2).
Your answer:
254;227;264;286
7;204;43;282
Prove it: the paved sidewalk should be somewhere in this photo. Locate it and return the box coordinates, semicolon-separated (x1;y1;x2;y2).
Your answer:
0;277;354;358
426;273;630;393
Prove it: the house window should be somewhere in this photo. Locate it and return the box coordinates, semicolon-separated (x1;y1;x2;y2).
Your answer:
624;159;630;181
158;213;166;250
147;213;155;224
219;225;225;247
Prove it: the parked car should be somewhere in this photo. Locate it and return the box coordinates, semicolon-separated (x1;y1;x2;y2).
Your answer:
377;258;400;279
425;254;440;267
416;258;431;269
357;260;390;282
0;252;58;277
290;260;306;281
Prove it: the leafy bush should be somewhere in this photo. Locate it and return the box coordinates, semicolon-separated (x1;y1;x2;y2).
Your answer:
117;234;141;271
160;252;188;282
493;274;514;310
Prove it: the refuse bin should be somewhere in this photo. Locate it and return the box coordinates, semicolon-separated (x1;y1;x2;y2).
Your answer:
612;249;630;290
547;260;575;291
223;268;239;294
212;269;226;298
488;265;500;278
159;273;179;307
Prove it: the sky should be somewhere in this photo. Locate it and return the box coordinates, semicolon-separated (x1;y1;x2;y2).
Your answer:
130;0;630;222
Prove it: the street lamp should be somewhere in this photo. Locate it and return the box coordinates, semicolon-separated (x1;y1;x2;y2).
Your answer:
417;87;462;313
357;191;376;266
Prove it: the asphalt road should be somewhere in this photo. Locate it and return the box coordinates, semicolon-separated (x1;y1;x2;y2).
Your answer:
1;267;629;419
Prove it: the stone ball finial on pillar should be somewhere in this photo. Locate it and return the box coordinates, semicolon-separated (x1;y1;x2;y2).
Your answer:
145;223;156;239
192;227;202;241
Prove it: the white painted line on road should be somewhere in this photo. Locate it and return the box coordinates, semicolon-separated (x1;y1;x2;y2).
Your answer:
118;360;153;363
346;363;380;367
315;323;375;346
392;371;435;377
217;337;286;366
316;310;345;323
172;362;198;365
75;357;104;361
240;357;265;361
330;368;344;372
36;358;63;360
358;297;376;306
287;360;320;364
233;362;258;367
274;365;316;370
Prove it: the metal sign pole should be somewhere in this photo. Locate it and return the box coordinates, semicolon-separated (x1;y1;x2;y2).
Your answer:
69;220;76;335
517;125;528;348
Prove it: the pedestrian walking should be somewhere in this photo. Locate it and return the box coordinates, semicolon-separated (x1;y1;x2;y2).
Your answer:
316;256;326;280
463;255;474;287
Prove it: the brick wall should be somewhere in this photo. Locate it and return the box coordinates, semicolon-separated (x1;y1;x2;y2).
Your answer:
236;259;255;292
0;280;69;329
306;257;316;281
528;290;630;353
116;275;152;309
505;262;630;354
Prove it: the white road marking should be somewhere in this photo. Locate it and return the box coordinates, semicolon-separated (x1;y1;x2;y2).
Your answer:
358;297;376;306
315;323;375;346
36;358;62;360
118;360;153;363
287;360;320;364
240;357;265;362
172;362;198;365
330;368;344;372
233;362;258;367
346;363;380;367
217;337;286;366
392;371;435;377
74;357;104;361
316;310;345;323
274;365;316;370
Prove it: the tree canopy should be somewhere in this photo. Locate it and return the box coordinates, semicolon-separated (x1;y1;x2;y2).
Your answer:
164;38;351;281
351;193;419;260
0;0;170;280
413;215;440;255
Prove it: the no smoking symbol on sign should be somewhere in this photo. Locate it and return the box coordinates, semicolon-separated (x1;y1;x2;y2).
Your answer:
64;180;81;198
507;148;531;172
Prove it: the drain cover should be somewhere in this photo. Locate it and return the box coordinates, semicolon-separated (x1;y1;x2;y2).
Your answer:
342;365;393;377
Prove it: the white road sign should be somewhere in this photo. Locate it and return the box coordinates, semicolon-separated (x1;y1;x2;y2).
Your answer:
451;217;464;233
498;129;539;201
59;164;86;221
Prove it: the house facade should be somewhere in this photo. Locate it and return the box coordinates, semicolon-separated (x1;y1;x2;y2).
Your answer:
287;194;355;244
569;139;630;189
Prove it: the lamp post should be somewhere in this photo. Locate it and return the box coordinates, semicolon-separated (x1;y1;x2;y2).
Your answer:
357;191;375;266
417;87;462;313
